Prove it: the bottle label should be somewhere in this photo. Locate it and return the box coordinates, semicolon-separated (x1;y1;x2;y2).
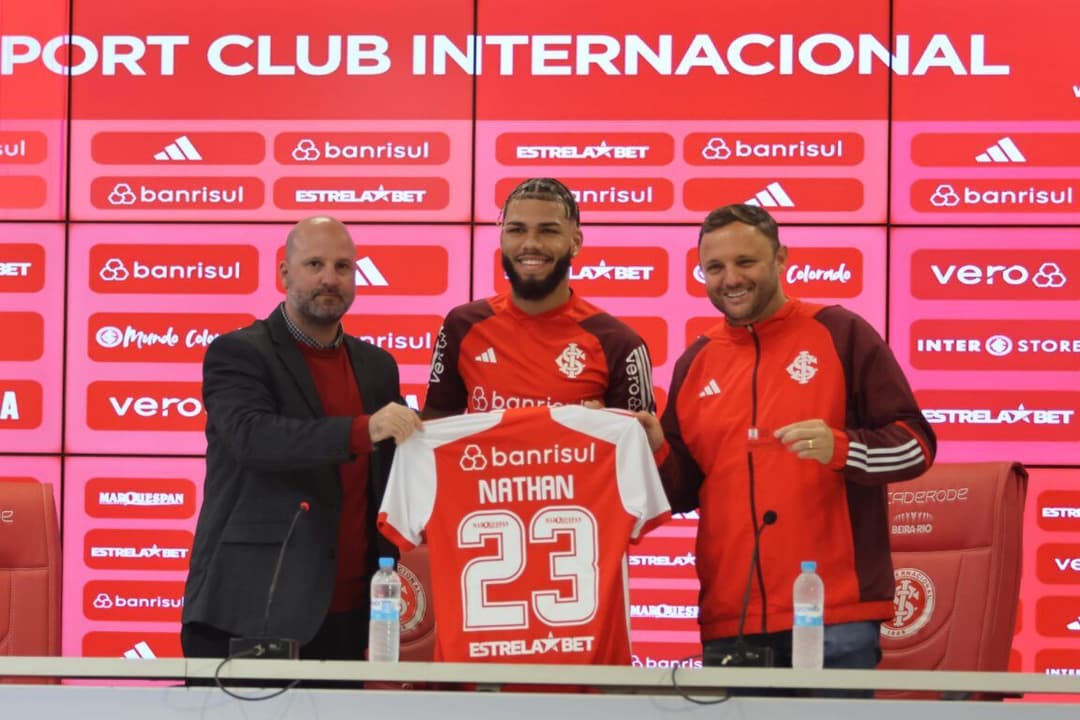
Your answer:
370;598;400;622
793;604;823;627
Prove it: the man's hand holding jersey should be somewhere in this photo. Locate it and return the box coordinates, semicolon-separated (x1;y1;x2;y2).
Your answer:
634;412;665;453
369;402;423;444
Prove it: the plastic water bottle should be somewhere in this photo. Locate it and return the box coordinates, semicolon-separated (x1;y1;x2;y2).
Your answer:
792;560;824;669
368;556;401;662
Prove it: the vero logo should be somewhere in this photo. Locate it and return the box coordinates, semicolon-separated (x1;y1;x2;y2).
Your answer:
1037;543;1080;584
911;249;1080;300
86;381;205;432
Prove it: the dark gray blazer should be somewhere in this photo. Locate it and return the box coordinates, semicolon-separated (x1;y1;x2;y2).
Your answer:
182;307;402;644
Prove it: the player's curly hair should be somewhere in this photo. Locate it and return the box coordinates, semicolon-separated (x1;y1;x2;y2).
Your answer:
499;177;580;226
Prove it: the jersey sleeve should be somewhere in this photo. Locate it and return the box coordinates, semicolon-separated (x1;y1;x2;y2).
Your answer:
378;411;508;549
613;414;671;541
552;406;671;539
423;310;469;415
580;313;656;413
377;434;437;551
817;306;937;486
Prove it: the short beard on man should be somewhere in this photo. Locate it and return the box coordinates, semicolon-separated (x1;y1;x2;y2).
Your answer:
501;250;573;301
293;288;351;326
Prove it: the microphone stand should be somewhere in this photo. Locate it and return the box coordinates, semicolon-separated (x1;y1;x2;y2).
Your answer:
227;501;310;660
704;510;777;667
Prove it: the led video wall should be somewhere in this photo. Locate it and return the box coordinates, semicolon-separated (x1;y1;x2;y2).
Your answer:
1;0;1078;673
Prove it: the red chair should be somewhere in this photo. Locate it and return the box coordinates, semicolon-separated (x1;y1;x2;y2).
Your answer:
0;480;61;681
879;462;1027;695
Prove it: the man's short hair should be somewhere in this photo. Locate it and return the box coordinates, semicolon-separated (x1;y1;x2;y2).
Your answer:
698;204;780;251
500;177;580;226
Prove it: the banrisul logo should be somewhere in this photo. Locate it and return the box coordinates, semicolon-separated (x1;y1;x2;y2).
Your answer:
459;441;597;471
89;244;259;294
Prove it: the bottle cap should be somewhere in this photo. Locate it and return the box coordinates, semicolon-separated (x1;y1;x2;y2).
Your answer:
378;556;395;570
800;560;816;572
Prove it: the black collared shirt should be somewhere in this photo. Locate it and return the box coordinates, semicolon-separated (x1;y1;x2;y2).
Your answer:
278;302;344;349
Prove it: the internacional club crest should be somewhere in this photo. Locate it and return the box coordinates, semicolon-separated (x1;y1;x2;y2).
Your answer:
396;560;429;637
556;342;586;379
786;350;818;385
881;567;936;639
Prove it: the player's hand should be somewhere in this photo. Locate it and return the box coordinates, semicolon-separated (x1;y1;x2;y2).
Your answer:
774;419;833;463
369;403;423;445
634;411;664;452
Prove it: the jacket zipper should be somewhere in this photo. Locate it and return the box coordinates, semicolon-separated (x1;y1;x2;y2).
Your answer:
746;324;769;634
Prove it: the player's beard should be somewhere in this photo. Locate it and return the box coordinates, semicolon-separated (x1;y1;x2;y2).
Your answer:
501;249;573;301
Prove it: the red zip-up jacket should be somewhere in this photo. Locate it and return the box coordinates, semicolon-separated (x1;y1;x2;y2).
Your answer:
656;299;936;642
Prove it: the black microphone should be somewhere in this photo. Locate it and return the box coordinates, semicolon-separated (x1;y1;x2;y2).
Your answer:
228;500;310;660
705;510;778;668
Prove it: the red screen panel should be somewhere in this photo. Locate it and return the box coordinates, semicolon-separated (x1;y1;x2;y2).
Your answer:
60;0;474;221
0;0;69;219
891;1;1080;224
473;0;890;223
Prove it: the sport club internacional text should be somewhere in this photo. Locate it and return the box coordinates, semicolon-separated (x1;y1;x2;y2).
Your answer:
1;33;1010;77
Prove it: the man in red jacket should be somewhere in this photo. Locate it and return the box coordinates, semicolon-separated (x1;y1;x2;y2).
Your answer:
638;204;935;674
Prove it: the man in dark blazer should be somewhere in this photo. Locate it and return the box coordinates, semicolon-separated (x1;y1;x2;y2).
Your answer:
181;216;422;660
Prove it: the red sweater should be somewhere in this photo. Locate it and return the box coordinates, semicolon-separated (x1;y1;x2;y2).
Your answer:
298;342;372;613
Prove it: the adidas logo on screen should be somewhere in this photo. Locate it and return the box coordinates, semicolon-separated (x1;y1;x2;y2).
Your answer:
354;257;389;286
153;135;203;161
745;181;795;208
975;136;1026;163
122;641;157;659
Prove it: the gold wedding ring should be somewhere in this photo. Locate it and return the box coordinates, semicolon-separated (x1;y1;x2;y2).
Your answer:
808;439;815;450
